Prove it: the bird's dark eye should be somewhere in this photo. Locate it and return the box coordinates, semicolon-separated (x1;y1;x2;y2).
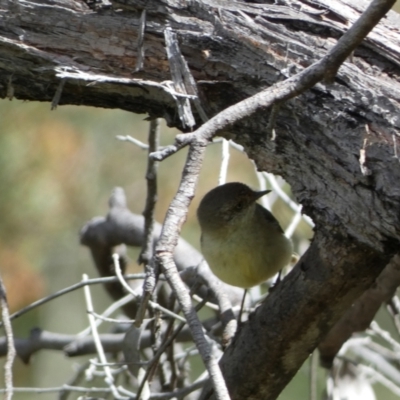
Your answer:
235;202;244;211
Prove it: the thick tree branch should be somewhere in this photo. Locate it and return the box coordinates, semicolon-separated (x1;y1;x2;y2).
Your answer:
151;0;396;163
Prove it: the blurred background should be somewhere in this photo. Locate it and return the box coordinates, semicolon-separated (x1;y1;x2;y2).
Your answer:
0;93;397;400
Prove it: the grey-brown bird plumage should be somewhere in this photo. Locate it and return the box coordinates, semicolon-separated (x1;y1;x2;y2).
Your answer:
197;182;293;288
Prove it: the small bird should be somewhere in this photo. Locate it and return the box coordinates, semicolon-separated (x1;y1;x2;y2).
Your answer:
197;182;293;289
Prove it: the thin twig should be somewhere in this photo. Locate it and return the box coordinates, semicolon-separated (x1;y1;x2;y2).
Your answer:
166;337;178;390
148;377;208;399
6;380;207;399
113;254;186;323
285;208;303;239
135;297;209;400
58;361;91;400
192;294;219;311
2;274;147;325
358;363;400;396
218;139;230;186
116;135;149;149
368;320;400;353
82;274;124;399
196;260;237;347
263;172;314;228
174;345;198;361
164;28;196;129
51;78;66;110
76;293;135;337
0;386;112;395
266;103;281;140
255;170;270;210
387;296;400;334
87;311;134;324
122;320;151;399
176;40;208;124
0;273;16;400
146;310;177;390
338;342;400;391
136;118;160;327
89;360;132;369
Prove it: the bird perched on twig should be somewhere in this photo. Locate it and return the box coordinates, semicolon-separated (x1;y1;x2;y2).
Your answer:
197;182;293;289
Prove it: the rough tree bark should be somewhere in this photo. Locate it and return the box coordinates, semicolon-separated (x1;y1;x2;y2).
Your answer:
1;0;400;399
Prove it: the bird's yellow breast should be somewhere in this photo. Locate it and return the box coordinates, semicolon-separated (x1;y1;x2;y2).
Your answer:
201;221;292;288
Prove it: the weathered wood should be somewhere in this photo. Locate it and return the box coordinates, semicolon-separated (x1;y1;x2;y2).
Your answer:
2;0;400;399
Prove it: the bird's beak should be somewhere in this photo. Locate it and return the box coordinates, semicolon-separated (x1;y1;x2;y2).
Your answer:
254;189;271;200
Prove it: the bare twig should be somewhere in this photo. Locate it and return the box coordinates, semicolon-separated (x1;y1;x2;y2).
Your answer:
340;338;400;386
82;274;123;399
136;118;160;327
51;78;66;110
0;273;15;400
358;363;400;397
139;316;177;397
173;33;208;125
166;337;178;390
154;139;230;399
149;376;208;399
0;378;208;399
196;261;237;347
135;297;209;400
218;139;230;186
123;321;151;399
266;103;281;140
116;135;149;149
58;361;91;400
2;274;146;326
113;255;186;323
285;209;303;239
360;130;372;176
0;326;196;361
76;294;135;338
164;28;196;129
0;385;112;395
368;320;400;353
262;172;314;228
386;295;400;334
87;311;134;324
